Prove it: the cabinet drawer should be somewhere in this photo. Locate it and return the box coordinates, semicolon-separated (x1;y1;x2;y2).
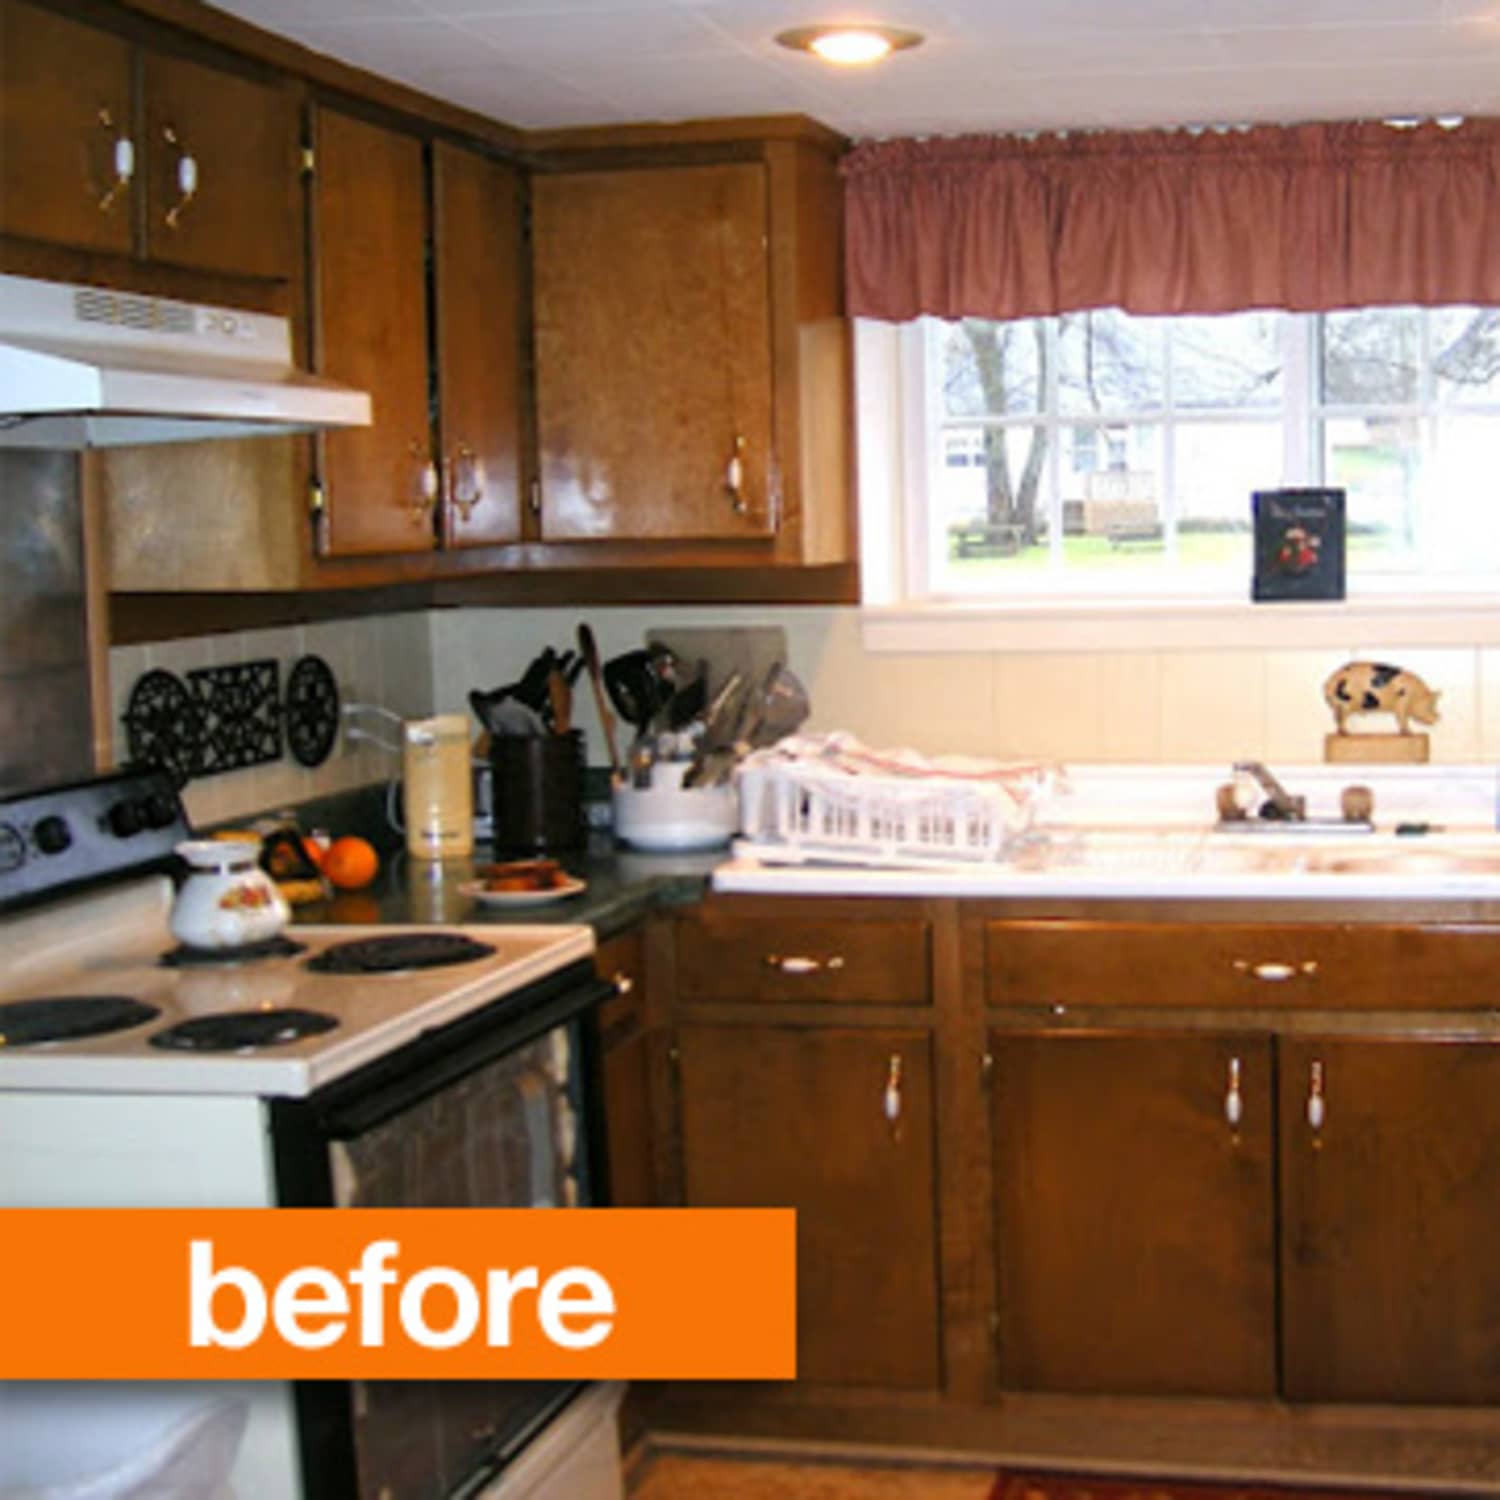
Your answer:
678;913;930;1005
986;919;1500;1009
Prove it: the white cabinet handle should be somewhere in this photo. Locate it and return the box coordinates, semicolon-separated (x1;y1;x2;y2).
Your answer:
1307;1059;1327;1132
446;444;485;521
763;953;845;975
96;109;134;212
883;1054;903;1124
408;443;439;521
161;126;198;230
1224;1055;1243;1129
1233;958;1319;982
725;434;747;515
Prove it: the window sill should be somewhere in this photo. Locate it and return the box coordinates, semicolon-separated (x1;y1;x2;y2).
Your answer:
859;593;1500;654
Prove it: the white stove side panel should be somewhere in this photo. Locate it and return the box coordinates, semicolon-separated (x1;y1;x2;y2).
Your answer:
0;1092;302;1500
0;1092;272;1206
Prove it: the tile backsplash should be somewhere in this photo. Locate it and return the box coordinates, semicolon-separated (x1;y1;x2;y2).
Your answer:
113;602;1500;832
107;611;431;828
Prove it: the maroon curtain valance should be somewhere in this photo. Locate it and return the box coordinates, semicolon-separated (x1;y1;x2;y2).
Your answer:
842;118;1500;322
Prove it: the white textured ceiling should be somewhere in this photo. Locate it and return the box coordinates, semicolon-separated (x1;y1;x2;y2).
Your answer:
211;0;1500;138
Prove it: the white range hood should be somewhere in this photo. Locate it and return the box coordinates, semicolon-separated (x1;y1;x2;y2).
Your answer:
0;274;371;449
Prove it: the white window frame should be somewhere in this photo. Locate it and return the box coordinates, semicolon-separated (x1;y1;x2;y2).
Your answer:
858;315;1500;653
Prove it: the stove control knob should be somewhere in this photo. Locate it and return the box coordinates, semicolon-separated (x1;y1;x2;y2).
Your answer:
34;815;73;856
142;792;179;830
108;800;145;838
0;823;24;873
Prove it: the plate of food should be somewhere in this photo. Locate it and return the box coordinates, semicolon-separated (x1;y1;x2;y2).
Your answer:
462;858;586;907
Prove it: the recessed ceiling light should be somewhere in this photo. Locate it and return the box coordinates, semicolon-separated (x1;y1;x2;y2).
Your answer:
775;24;925;67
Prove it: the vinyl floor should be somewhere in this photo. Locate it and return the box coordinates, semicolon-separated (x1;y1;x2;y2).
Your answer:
628;1453;996;1499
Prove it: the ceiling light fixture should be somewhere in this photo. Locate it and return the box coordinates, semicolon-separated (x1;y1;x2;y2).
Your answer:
775;23;924;66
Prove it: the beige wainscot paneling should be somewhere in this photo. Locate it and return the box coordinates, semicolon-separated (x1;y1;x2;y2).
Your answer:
1479;648;1500;760
990;653;1101;762
1158;652;1268;763
1263;648;1354;765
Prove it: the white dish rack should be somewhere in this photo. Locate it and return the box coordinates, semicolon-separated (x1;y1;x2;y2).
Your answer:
735;738;1056;869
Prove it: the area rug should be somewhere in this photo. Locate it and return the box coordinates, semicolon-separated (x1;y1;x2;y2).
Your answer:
990;1473;1435;1500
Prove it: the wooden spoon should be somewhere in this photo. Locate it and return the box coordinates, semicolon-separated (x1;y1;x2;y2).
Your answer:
576;622;622;781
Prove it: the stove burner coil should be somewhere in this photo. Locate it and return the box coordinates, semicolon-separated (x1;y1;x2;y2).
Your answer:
148;1008;339;1052
159;936;306;968
306;933;496;974
0;996;161;1046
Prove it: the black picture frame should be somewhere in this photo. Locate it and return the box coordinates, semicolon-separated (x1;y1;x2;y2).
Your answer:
1251;487;1346;603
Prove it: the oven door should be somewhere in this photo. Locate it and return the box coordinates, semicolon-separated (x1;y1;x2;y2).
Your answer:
271;959;615;1500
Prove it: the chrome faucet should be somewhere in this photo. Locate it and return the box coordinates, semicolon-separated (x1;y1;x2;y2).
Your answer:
1232;760;1306;821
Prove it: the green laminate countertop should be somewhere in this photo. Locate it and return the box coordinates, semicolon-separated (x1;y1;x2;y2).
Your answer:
289;835;714;940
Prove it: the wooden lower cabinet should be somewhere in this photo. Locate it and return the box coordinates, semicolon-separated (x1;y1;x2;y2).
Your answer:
990;1031;1277;1397
594;927;654;1209
677;1023;941;1389
1280;1035;1500;1404
991;1027;1500;1406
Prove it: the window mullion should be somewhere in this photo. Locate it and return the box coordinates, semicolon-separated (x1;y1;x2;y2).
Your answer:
1283;314;1313;484
1162;323;1177;561
1046;317;1062;567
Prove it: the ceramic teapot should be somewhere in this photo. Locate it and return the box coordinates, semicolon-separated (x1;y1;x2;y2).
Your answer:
171;839;290;950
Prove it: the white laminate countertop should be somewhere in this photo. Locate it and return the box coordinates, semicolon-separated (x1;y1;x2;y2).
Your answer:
715;764;1500;902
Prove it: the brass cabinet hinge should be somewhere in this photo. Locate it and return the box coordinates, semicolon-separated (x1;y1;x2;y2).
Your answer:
308;480;326;515
301;146;316;176
981;1052;995;1087
528;478;541;516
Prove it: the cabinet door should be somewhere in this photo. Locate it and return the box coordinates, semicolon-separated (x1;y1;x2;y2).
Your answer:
0;0;134;256
141;52;297;280
432;142;524;549
533;163;774;541
311;108;434;558
595;928;654;1208
1280;1036;1500;1404
991;1031;1276;1397
678;1024;940;1388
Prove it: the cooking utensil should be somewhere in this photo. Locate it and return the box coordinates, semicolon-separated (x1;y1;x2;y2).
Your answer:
577;623;623;783
548;666;572;736
681;669;745;788
603;648;667;729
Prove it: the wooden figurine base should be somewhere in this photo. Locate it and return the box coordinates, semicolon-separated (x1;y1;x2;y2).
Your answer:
1324;731;1430;764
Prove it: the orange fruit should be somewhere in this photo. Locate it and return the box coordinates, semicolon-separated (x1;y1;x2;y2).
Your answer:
322;835;379;891
301;836;328;871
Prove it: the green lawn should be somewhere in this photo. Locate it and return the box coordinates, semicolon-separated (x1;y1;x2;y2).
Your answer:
947;529;1388;577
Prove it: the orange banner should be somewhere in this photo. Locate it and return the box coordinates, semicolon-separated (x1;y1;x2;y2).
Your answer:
0;1209;796;1380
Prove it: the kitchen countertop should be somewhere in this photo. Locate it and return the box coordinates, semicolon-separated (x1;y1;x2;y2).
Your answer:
290;835;717;939
717;827;1500;903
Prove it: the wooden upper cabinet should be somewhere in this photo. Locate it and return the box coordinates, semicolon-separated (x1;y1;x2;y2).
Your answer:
0;1;296;280
310;107;434;559
140;52;297;280
0;0;134;257
432;142;524;550
991;1030;1278;1398
678;1022;941;1388
532;162;776;542
1279;1035;1500;1405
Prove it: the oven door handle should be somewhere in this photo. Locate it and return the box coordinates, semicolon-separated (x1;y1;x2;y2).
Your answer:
299;967;615;1140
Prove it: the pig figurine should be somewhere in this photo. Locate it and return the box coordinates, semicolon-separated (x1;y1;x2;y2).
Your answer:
1324;661;1441;735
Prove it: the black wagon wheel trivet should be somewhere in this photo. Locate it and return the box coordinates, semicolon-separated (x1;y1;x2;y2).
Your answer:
188;660;283;776
284;655;341;768
122;669;205;788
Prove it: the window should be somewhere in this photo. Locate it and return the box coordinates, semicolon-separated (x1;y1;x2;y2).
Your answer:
905;306;1500;604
